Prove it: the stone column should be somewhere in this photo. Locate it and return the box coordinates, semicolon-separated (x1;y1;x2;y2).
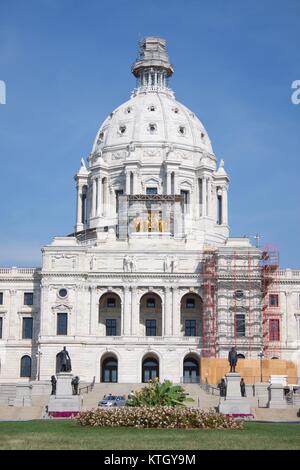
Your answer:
89;285;98;336
75;184;83;230
222;186;228;225
207;178;212;217
164;287;172;336
92;179;97;217
202;177;207;217
126;172;131;195
173;171;177;194
172;287;181;336
123;287;131;336
97;177;102;216
166;171;171;194
131;287;139;336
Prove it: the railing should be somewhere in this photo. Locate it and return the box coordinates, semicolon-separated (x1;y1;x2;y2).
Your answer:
79;376;95;395
199;379;220;396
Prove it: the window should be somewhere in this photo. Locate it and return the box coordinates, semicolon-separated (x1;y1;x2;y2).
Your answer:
146;320;156;336
298;294;300;308
0;292;3;305
217;192;222;225
234;290;244;300
22;318;33;339
180;190;189;213
236;314;245;337
148;123;157;133
20;355;31;378
0;317;2;339
24;293;33;306
119;125;126;134
107;298;116;308
186;298;195;309
57;313;68;335
148;105;156;111
115;189;123;213
146;187;158;195
106;319;117;336
146;298;156;308
58;288;68;298
269;319;280;341
269;294;279;307
185;320;196;336
178;126;186;135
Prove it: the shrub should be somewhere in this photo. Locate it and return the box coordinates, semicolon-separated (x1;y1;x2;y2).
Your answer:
77;407;243;429
127;379;194;407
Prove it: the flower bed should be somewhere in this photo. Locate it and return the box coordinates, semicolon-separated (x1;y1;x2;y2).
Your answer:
77;407;244;429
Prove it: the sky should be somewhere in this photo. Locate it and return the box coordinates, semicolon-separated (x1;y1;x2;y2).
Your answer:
0;0;299;268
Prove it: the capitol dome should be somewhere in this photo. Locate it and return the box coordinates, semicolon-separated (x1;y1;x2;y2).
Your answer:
75;37;229;247
92;92;213;155
91;36;213;159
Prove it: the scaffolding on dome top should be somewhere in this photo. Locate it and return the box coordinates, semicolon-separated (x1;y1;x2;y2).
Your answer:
202;249;217;358
260;244;281;359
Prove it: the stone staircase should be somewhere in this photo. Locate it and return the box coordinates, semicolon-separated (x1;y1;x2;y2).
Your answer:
80;382;219;411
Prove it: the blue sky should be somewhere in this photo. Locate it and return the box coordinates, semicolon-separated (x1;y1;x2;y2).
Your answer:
0;0;299;267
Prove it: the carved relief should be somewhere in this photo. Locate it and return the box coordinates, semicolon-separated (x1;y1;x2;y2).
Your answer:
51;255;77;269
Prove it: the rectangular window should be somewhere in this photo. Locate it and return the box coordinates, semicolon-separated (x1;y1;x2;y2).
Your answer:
236;314;246;337
115;189;123;213
0;317;2;339
146;319;156;336
57;313;68;335
185;319;196;336
186;298;195;309
22;318;33;339
146;187;158;195
269;319;280;341
180;190;189;213
146;298;156;308
298;294;300;308
24;292;33;306
106;319;117;336
269;294;279;307
107;298;116;308
0;292;3;305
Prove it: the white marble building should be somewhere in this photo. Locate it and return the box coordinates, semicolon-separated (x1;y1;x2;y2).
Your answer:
0;38;299;384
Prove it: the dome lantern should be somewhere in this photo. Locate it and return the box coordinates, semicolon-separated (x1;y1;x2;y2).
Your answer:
131;37;174;93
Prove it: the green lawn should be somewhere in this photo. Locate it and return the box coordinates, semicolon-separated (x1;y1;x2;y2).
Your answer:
0;421;299;450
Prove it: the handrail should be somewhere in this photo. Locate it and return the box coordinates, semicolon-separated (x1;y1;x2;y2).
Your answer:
79;376;95;395
199;379;220;396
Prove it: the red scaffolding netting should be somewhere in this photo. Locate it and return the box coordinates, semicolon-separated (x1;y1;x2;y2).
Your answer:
202;249;217;358
260;244;281;359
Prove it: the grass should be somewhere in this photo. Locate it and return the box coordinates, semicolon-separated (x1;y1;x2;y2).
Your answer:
0;420;299;450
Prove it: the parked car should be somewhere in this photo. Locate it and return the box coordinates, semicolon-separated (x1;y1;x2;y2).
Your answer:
98;395;127;407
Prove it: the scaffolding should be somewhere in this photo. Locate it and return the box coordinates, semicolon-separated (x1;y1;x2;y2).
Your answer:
202;249;217;358
260;244;281;358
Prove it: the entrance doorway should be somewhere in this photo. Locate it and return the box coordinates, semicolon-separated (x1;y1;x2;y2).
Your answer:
183;356;199;383
142;356;159;383
101;356;118;383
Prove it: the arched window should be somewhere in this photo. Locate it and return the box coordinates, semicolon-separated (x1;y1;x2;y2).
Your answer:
101;356;118;383
20;355;31;378
142;356;159;383
237;353;245;359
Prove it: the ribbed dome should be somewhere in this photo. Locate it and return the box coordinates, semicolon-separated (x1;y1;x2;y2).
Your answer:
92;92;213;156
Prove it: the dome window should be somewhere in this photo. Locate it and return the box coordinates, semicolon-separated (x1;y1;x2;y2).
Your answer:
148;123;157;134
234;290;244;300
98;131;104;142
125;107;132;114
173;107;179;114
179;126;186;135
58;288;68;299
119;125;127;135
148;105;156;112
201;132;205;139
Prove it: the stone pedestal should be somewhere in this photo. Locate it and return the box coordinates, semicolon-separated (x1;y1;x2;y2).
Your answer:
268;383;286;409
254;383;269;407
14;383;32;407
48;373;81;415
218;373;251;416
